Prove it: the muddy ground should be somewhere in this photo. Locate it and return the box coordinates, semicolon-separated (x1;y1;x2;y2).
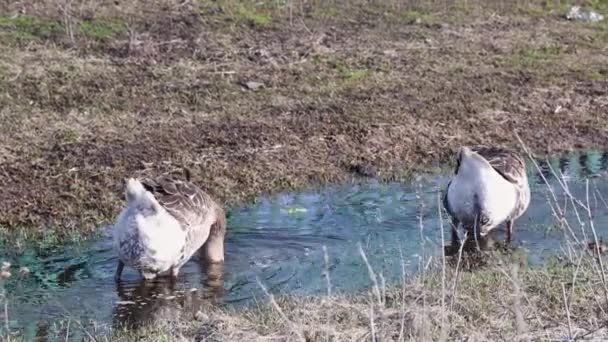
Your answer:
0;0;607;240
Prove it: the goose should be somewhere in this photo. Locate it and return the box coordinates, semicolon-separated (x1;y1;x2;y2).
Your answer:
112;171;226;282
443;145;530;245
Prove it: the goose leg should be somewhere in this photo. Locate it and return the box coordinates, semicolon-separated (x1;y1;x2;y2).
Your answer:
450;217;461;248
170;266;180;279
505;220;513;243
114;260;124;282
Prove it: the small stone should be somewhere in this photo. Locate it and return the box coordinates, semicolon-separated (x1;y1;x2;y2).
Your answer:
243;81;264;91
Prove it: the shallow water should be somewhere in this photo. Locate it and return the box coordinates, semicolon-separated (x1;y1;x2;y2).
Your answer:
2;151;608;339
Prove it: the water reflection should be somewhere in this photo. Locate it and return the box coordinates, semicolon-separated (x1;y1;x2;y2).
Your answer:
532;150;608;183
112;259;225;329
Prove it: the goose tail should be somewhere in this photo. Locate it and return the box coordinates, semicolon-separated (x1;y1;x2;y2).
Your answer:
125;178;162;213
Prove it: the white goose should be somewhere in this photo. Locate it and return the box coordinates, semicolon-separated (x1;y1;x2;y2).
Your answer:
443;145;530;244
112;171;226;281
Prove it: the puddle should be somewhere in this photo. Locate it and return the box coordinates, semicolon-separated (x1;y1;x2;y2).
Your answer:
2;150;608;339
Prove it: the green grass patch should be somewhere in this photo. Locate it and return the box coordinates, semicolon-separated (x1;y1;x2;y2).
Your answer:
0;15;63;42
339;67;369;81
400;9;433;24
502;44;565;68
234;3;272;27
0;15;125;43
79;18;126;40
333;61;370;82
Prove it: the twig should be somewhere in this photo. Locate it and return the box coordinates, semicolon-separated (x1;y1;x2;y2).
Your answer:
568;252;585;309
60;0;75;46
65;319;70;342
369;301;376;342
417;185;428;341
561;283;573;340
322;245;331;297
515;132;580;244
397;245;406;342
4;302;9;342
449;232;466;312
585;179;608;304
437;192;448;341
256;277;305;342
358;243;382;305
379;273;386;304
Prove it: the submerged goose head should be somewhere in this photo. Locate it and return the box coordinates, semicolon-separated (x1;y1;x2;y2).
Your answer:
113;170;226;282
445;145;531;244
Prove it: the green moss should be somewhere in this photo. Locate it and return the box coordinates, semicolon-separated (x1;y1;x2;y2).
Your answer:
79;19;126;40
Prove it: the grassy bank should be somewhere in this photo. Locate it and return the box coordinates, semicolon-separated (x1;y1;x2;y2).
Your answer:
4;242;607;341
0;0;607;242
103;253;607;341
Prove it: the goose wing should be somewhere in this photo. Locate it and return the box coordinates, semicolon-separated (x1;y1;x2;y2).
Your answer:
471;145;527;185
141;176;213;229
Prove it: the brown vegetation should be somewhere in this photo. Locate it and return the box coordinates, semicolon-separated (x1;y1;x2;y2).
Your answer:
0;1;607;241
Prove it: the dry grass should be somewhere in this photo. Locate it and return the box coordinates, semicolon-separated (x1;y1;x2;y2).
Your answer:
0;0;607;242
90;252;607;342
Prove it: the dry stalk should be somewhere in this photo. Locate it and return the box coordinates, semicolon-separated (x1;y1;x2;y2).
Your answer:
255;277;305;342
322;245;331;297
369;301;376;342
449;233;466;312
65;319;70;341
60;0;75;46
545;159;587;245
3;302;9;342
585;180;608;304
437;192;448;341
514;132;580;244
358;243;383;306
561;283;573;340
397;245;406;342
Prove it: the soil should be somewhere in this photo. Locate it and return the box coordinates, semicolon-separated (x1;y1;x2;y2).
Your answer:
0;1;607;239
